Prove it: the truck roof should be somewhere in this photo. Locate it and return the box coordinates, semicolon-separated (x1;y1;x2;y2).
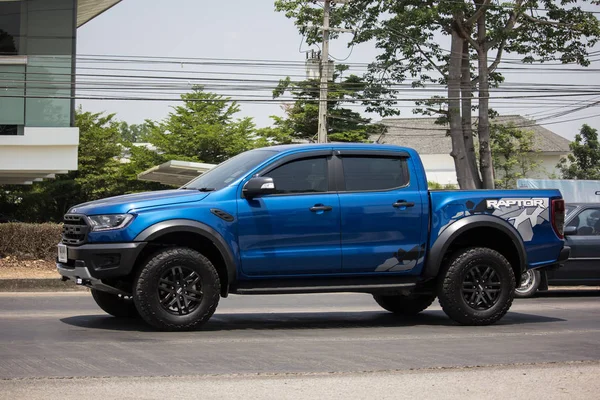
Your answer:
266;143;413;153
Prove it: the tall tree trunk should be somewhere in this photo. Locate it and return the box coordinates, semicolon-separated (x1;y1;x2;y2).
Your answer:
461;40;482;189
476;6;495;189
449;27;475;189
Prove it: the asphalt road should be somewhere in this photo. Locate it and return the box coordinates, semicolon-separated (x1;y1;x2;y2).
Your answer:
1;290;599;398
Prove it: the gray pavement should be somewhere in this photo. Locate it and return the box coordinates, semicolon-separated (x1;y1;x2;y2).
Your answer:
0;290;599;398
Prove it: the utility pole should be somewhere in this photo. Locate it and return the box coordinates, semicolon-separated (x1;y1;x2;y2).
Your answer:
317;0;331;144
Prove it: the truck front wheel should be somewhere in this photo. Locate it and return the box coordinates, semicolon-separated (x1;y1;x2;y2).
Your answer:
373;293;436;315
133;247;220;331
438;247;515;326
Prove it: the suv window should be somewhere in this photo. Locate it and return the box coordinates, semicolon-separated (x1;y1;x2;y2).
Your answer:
341;156;409;191
266;157;328;194
567;208;600;236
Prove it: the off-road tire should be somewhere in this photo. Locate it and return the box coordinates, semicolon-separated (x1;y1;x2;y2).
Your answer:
514;270;541;298
373;293;436;315
438;247;515;326
133;247;220;331
91;289;138;318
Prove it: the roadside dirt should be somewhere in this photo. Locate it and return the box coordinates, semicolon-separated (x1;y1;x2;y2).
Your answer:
0;257;58;279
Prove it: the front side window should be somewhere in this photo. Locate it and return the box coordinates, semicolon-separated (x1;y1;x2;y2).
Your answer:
567;208;600;236
341;156;409;191
265;157;328;194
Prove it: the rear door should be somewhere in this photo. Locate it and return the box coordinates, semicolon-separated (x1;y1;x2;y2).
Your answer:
335;149;426;275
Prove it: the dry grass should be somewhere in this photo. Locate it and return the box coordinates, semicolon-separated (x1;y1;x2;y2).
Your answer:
0;223;62;261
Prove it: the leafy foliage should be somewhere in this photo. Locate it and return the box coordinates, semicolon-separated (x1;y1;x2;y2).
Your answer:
272;66;384;142
558;124;600;180
490;123;540;189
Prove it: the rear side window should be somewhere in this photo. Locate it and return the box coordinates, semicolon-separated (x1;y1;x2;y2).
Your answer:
341;156;409;191
266;157;328;194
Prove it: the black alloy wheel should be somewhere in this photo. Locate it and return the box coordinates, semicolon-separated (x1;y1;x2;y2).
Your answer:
461;265;502;311
158;266;203;315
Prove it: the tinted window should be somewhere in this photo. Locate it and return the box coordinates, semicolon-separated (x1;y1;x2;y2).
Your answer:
342;157;409;191
266;157;328;194
567;208;600;236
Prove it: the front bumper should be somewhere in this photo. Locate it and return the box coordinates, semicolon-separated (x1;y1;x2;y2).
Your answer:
56;242;146;280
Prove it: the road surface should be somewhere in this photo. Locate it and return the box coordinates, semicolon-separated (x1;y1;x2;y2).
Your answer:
1;290;599;398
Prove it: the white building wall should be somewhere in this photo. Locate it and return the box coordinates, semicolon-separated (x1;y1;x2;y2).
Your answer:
0;127;79;184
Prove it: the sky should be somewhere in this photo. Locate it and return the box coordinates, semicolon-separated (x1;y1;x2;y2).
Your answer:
76;0;600;141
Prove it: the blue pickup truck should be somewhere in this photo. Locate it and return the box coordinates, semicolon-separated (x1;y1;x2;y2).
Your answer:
57;144;569;331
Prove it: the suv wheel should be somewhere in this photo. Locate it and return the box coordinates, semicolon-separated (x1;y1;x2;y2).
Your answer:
438;247;515;326
134;247;220;331
91;289;138;318
514;270;541;298
373;293;436;315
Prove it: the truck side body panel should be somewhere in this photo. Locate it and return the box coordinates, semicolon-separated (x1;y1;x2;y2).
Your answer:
428;190;564;268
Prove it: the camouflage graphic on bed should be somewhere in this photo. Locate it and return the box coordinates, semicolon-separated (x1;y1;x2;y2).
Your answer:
439;198;550;242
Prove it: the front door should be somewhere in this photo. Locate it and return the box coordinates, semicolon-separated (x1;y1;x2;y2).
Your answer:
237;154;341;277
336;151;426;275
560;207;600;283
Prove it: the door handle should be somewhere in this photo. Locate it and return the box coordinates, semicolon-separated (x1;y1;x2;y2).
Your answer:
393;201;415;208
309;204;333;212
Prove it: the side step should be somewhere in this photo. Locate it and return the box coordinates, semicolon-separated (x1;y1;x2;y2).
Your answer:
231;276;420;295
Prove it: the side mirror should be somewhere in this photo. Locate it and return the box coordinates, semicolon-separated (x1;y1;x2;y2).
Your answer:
243;177;276;199
564;225;577;236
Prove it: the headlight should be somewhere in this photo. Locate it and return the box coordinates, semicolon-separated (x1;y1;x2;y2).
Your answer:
86;214;134;231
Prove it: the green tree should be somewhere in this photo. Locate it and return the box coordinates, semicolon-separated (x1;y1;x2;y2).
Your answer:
558;124;600;180
143;87;284;165
275;0;600;189
272;66;384;142
118;121;152;143
490;123;540;189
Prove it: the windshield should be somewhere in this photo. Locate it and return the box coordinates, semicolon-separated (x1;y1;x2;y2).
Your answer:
182;149;277;191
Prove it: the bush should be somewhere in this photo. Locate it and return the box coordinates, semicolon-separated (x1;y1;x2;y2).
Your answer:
0;223;62;260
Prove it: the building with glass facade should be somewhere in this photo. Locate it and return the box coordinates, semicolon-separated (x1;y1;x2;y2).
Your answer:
0;0;121;184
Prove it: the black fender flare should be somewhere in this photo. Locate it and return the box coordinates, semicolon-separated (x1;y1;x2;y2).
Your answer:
134;219;237;287
423;215;527;279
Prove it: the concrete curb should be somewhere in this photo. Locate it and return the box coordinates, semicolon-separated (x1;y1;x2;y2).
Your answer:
0;279;87;292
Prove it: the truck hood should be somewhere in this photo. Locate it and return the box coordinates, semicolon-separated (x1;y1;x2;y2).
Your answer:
67;190;210;215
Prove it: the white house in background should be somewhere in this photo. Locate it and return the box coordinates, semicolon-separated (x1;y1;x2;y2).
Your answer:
373;115;571;186
0;0;122;185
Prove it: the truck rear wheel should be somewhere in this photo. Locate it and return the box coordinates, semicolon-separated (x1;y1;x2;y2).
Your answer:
438;247;515;326
133;247;220;331
91;289;138;318
373;293;436;315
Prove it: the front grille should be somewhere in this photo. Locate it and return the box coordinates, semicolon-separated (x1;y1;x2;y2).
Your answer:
62;214;90;245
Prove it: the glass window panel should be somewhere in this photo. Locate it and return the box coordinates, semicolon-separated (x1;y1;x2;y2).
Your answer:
341;157;409;191
0;64;25;124
266;157;329;194
25;55;71;127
